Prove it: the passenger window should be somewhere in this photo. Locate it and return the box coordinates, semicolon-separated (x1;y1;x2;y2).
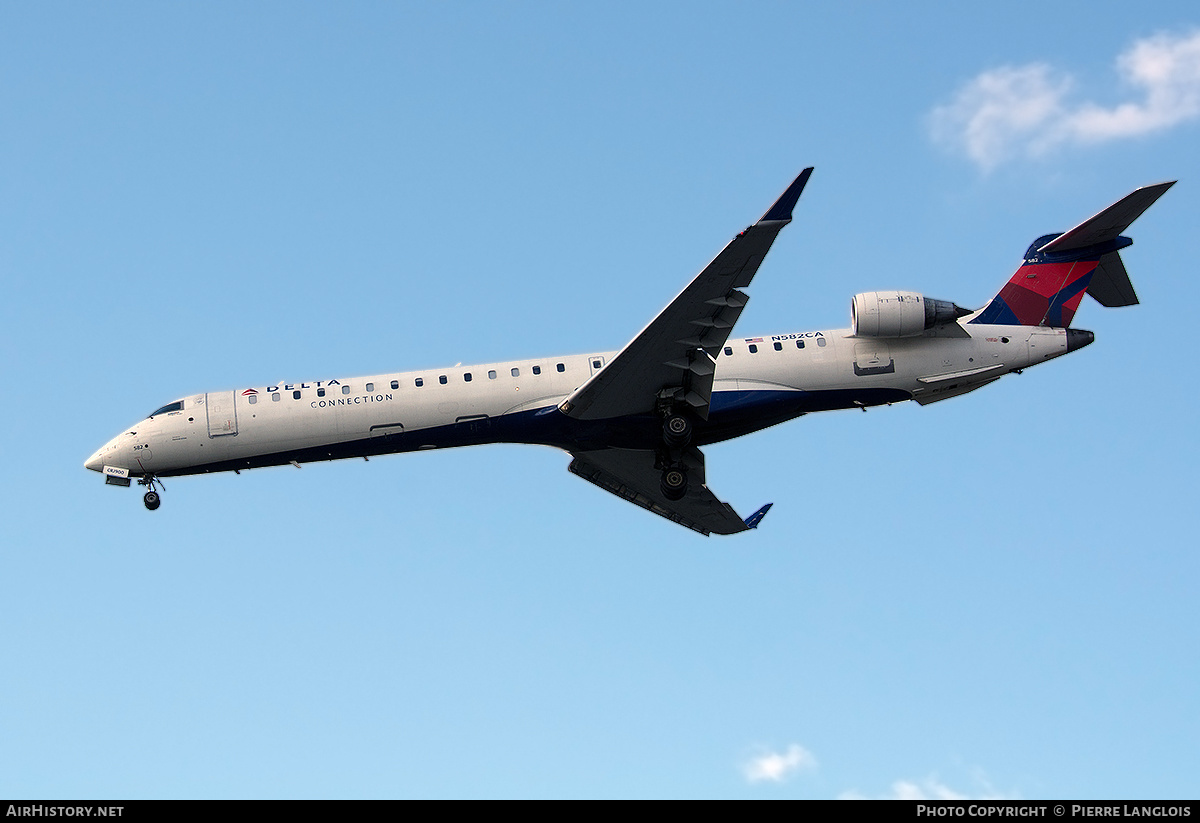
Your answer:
488;370;497;379
464;373;472;382
533;365;541;375
439;375;447;385
390;380;399;390
272;393;280;402
415;378;424;387
248;395;257;405
796;340;805;349
557;363;565;373
817;338;827;348
592;360;601;369
366;383;374;392
293;390;301;400
748;344;758;354
317;388;325;397
724;347;732;356
774;342;782;351
341;385;350;394
511;367;520;377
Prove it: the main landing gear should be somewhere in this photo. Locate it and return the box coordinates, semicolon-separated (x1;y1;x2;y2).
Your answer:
138;476;164;510
660;465;688;501
658;410;694;501
662;413;693;448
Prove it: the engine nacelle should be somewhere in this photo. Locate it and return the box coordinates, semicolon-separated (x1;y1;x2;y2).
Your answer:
851;291;968;338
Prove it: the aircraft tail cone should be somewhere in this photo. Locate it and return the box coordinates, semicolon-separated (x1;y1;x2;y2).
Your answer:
1066;328;1095;352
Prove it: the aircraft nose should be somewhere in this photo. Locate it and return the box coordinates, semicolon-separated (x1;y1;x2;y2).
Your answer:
84;450;104;472
85;439;116;472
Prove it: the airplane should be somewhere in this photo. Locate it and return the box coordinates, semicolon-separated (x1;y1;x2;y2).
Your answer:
85;168;1174;535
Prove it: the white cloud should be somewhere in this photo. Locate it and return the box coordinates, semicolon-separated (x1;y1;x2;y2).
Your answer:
742;744;817;783
930;30;1200;171
838;774;1013;801
738;742;1014;799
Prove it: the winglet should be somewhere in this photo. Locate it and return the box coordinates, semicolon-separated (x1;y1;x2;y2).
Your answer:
758;168;814;224
743;502;774;530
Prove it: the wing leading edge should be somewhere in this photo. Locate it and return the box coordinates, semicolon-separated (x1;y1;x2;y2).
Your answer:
561;170;812;535
559;168;813;422
568;448;771;536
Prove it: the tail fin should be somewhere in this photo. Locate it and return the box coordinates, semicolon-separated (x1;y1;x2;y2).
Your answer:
971;181;1174;327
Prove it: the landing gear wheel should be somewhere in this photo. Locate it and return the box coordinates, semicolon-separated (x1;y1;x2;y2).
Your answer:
662;414;693;448
138;475;164;510
660;466;688;501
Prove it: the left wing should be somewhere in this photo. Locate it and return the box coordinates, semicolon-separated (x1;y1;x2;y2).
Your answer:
560;170;810;535
568;447;770;536
559;168;813;421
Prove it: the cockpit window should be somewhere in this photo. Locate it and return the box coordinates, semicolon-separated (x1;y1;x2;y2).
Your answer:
148;401;183;418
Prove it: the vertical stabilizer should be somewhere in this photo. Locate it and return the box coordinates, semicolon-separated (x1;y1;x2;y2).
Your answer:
970;182;1174;327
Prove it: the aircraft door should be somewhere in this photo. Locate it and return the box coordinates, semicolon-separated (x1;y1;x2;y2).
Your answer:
206;391;238;437
588;355;606;376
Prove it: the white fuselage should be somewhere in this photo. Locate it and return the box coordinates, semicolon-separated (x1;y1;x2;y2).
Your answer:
84;322;1070;479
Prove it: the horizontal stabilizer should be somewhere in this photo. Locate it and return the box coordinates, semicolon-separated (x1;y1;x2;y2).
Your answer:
1086;251;1139;307
1040;181;1175;253
973;180;1172;327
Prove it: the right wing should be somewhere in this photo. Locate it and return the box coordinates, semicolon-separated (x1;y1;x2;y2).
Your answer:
568;447;770;536
561;170;810;536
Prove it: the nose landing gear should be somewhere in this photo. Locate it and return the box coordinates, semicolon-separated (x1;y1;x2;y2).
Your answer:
138;476;164;510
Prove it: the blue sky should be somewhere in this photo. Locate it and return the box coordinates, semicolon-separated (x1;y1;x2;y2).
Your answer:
3;1;1198;799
